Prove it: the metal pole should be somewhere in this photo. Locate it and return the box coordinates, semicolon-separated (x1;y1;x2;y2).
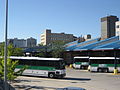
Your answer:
87;50;91;71
88;50;90;65
114;50;117;69
113;49;118;75
4;0;8;89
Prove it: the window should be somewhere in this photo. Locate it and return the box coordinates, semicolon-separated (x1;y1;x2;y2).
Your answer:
116;25;119;28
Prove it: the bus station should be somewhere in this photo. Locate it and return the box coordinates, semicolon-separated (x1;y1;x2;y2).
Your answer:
64;36;120;74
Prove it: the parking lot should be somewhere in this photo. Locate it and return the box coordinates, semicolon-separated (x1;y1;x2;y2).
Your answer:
11;68;120;90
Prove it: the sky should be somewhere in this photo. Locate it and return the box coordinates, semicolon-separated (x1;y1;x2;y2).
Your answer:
0;0;120;44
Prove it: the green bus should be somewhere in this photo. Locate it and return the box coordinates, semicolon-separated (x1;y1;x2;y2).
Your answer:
73;56;89;69
10;56;66;78
89;57;120;72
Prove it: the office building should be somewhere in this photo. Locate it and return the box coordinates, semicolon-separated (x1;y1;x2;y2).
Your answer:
8;37;37;48
27;37;37;47
101;15;119;40
40;29;75;45
8;38;26;48
116;21;120;38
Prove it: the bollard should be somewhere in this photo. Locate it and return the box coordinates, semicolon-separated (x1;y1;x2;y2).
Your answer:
113;69;118;75
69;64;73;68
87;65;90;71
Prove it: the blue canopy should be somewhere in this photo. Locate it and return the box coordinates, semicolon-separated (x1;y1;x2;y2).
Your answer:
65;40;78;51
74;36;119;51
65;38;100;51
93;40;120;50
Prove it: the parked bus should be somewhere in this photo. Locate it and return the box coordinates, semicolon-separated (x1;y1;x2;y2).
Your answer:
10;56;66;78
73;56;89;69
89;57;120;72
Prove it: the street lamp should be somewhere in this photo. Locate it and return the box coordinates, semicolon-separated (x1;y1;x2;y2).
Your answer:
4;0;8;89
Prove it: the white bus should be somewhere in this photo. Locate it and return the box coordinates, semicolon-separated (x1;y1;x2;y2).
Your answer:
89;57;120;72
10;56;66;78
73;56;89;69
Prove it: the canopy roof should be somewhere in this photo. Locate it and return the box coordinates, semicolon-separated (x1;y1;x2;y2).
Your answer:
65;36;119;51
65;38;100;51
93;40;120;50
74;36;119;51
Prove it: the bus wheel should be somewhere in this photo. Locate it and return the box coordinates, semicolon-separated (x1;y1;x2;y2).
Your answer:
48;73;55;78
97;68;101;72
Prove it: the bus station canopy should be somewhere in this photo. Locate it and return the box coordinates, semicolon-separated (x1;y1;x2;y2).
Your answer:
65;38;100;51
93;40;120;50
65;40;78;51
65;36;119;51
74;36;119;51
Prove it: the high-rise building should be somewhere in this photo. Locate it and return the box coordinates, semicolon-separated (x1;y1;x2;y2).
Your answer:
8;38;26;48
116;21;120;37
101;15;119;40
7;37;37;48
27;37;37;47
40;29;75;45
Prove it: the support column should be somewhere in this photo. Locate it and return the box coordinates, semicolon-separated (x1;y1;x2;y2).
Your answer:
113;50;118;75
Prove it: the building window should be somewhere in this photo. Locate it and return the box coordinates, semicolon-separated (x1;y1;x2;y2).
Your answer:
116;25;119;28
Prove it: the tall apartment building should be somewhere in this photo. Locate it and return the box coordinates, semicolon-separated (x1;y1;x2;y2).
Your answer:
8;37;37;48
116;21;120;37
101;15;119;40
40;29;75;45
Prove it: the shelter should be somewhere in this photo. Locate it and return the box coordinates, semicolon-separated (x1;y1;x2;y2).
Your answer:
64;36;120;64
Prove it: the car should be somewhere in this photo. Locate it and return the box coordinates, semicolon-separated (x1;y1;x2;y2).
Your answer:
56;87;86;90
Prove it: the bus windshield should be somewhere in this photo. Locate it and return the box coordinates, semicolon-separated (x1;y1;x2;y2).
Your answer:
55;60;65;69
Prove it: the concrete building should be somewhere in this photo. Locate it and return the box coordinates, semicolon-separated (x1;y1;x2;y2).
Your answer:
116;21;120;38
8;37;37;48
27;37;37;47
40;29;75;45
8;38;26;48
101;15;119;40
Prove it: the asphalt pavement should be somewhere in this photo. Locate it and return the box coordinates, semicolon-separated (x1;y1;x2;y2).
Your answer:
10;68;120;90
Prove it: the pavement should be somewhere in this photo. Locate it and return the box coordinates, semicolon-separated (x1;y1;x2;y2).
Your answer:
9;68;120;90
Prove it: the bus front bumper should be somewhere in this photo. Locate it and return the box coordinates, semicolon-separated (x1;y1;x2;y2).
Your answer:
55;73;66;78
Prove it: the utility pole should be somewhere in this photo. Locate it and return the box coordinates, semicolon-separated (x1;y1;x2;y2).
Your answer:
4;0;8;89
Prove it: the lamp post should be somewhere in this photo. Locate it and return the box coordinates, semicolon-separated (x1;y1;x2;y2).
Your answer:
4;0;8;89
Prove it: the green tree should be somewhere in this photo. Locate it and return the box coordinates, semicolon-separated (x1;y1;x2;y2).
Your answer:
0;43;27;81
34;44;46;57
0;43;23;56
0;43;4;56
50;41;65;58
8;44;23;56
35;50;46;57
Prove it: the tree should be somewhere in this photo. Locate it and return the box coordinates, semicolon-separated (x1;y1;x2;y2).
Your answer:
0;43;23;56
50;41;66;58
34;44;46;57
8;44;23;56
0;43;27;81
34;50;46;57
0;43;4;56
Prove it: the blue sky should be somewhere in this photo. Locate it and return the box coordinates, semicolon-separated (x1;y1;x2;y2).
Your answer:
0;0;120;44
